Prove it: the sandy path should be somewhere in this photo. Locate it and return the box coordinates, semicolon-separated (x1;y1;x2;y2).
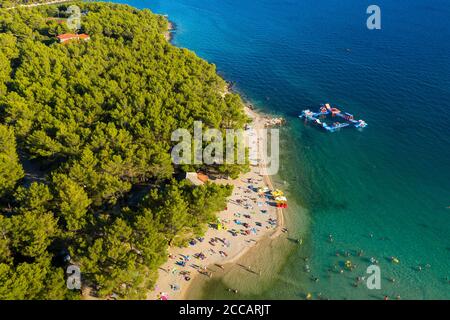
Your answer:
4;0;73;10
149;107;285;300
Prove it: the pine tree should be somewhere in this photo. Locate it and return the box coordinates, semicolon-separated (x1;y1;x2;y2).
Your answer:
0;125;24;198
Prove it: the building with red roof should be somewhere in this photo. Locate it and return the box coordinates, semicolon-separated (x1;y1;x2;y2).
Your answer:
56;33;90;43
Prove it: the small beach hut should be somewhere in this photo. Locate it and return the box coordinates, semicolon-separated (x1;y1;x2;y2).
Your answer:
197;172;209;183
184;172;209;185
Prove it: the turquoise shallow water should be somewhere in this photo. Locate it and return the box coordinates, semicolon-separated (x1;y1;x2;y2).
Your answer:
116;0;450;299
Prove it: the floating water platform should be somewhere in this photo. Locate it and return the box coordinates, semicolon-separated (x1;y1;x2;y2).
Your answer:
299;103;367;132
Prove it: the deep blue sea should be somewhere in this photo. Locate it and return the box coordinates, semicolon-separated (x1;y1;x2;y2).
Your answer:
116;0;450;299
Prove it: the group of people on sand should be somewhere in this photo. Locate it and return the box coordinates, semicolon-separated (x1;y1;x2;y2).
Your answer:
155;173;279;298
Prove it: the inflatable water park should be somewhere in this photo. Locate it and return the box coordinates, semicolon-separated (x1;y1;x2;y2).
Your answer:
299;103;367;132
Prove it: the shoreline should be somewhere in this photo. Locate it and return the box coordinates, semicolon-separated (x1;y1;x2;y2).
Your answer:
164;20;175;42
149;106;287;300
150;17;289;301
153;17;285;300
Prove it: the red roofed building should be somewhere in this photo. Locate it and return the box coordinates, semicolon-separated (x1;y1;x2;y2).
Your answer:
56;33;90;43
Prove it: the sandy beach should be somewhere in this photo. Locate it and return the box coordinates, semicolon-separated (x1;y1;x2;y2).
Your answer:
148;106;286;300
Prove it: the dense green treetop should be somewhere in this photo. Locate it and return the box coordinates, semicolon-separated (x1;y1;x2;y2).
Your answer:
0;125;24;197
0;2;245;299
